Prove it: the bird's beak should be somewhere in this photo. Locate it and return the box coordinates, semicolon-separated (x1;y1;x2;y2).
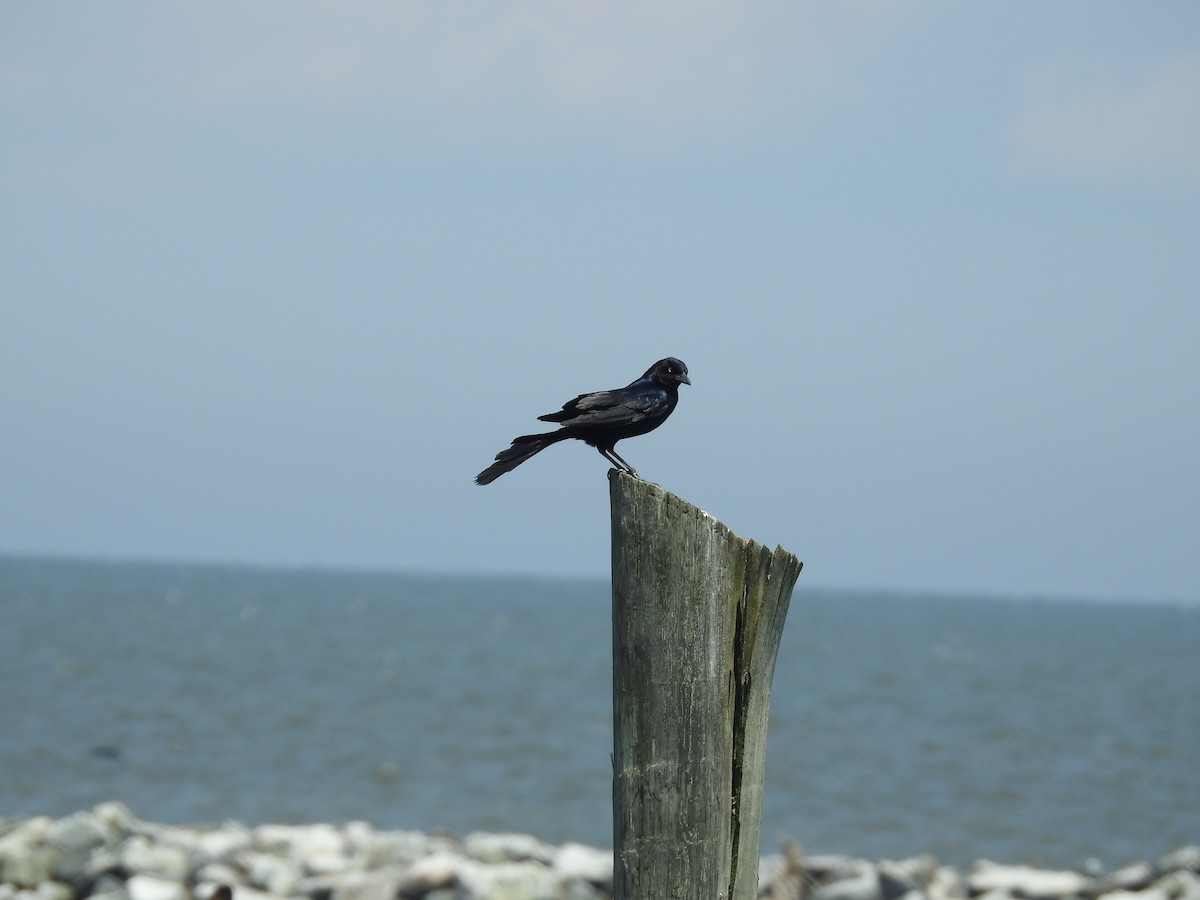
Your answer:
679;373;691;386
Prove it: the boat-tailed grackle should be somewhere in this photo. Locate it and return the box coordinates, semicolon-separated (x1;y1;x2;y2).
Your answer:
475;357;690;485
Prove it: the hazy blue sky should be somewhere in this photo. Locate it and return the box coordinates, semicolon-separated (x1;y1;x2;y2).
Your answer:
3;3;1198;602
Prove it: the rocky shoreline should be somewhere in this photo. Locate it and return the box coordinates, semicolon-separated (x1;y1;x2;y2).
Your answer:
1;804;1196;900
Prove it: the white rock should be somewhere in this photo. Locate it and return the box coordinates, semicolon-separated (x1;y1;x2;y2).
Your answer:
552;843;612;884
26;882;74;900
242;851;303;895
928;865;966;900
1160;849;1200;875
0;817;55;886
323;869;408;900
1100;862;1156;893
455;859;561;900
1;817;54;845
119;835;191;881
1098;890;1168;900
254;823;345;863
968;863;1090;899
337;822;375;863
193;863;243;888
193;824;253;865
251;824;296;853
395;852;462;894
47;811;113;854
47;811;120;888
91;803;135;837
301;825;348;872
360;830;452;869
125;875;186;900
463;832;556;866
1156;870;1200;900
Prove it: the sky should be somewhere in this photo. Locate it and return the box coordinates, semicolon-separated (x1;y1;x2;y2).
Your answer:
2;3;1198;603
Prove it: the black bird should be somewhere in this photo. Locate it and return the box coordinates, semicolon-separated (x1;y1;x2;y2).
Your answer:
475;357;690;485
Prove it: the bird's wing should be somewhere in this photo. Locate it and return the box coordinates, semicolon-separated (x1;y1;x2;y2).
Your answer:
539;387;669;427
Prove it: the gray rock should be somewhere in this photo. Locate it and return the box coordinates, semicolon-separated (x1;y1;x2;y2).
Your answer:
562;880;609;900
7;808;1200;900
46;811;113;856
880;856;939;898
1159;849;1200;876
811;860;883;900
46;811;121;890
808;854;872;882
91;873;130;897
0;817;56;887
395;851;462;898
1095;862;1157;894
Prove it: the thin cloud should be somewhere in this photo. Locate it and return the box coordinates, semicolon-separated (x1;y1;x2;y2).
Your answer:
193;2;768;144
2;2;929;149
1009;45;1200;188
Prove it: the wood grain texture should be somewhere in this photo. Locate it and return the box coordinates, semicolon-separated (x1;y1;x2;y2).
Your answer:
610;470;802;900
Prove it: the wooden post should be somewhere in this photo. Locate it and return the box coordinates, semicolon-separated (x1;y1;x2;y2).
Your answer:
610;470;802;900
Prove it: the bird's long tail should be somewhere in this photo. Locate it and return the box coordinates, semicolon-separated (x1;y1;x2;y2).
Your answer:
475;430;568;485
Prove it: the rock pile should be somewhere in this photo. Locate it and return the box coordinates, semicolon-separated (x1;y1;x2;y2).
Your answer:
1;804;1196;900
759;844;1200;900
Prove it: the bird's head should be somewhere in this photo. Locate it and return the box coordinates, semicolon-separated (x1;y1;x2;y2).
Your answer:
648;357;690;387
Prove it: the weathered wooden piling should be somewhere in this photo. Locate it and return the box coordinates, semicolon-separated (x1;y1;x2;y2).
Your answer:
610;470;802;900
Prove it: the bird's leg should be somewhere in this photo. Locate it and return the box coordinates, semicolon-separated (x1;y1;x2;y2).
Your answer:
602;446;640;478
597;446;626;472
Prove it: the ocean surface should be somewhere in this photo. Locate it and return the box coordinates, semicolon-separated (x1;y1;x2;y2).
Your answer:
1;555;1196;869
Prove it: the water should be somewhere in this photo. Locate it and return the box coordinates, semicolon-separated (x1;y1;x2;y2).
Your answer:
1;556;1196;869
